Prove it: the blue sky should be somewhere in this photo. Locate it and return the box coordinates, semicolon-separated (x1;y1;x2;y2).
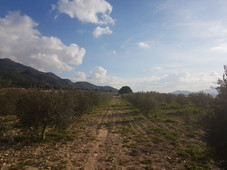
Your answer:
0;0;227;92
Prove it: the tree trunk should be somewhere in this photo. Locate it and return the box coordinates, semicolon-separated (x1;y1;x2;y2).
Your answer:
41;124;47;140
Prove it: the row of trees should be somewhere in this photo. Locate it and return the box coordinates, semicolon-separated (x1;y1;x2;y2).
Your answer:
123;91;213;115
0;89;111;140
122;66;227;167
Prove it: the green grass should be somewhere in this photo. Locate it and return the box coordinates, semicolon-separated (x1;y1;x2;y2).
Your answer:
148;126;178;141
177;144;211;169
118;127;132;135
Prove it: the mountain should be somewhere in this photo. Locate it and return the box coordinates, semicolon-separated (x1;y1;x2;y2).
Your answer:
172;89;218;96
172;90;192;95
0;58;118;92
0;58;75;88
74;81;118;93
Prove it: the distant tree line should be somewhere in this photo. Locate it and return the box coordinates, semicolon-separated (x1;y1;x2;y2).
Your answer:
123;91;213;116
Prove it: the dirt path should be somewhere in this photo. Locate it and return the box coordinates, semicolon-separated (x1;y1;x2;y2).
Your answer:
84;129;108;170
1;97;219;169
83;97;130;170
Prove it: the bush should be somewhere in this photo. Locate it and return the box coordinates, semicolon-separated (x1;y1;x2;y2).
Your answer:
123;92;157;116
175;94;189;105
188;92;213;109
15;89;112;140
206;66;227;167
73;90;111;116
0;88;112;141
0;89;21;115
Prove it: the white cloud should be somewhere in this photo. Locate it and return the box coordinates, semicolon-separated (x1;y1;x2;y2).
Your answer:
56;0;114;25
138;42;149;48
112;50;116;54
73;71;87;82
93;26;112;38
0;11;85;72
88;66;107;83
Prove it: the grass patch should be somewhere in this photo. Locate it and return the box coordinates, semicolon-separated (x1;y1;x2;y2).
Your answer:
149;126;178;141
118;127;132;135
177;144;211;169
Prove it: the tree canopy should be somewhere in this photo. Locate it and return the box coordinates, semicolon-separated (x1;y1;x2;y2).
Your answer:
118;86;133;94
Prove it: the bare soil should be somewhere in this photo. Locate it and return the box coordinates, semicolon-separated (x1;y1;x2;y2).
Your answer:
0;97;219;169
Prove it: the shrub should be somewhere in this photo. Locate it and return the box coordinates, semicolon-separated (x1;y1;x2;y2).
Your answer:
15;89;111;140
206;66;227;167
0;89;21;115
175;94;189;105
123;92;157;116
188;92;213;109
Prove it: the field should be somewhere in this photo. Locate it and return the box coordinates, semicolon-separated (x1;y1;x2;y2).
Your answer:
0;96;219;169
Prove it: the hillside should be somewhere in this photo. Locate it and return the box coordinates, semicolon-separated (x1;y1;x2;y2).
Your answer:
74;81;118;93
0;58;118;92
0;58;75;88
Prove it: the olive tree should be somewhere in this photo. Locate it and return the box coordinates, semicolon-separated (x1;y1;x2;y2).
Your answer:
17;90;75;140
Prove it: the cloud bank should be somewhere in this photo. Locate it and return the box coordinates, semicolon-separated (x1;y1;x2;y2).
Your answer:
0;12;85;72
73;66;222;93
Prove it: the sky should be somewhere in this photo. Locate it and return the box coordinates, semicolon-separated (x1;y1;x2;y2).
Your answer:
0;0;227;93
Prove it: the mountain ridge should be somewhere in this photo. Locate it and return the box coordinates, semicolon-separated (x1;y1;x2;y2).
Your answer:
172;89;218;96
0;58;118;92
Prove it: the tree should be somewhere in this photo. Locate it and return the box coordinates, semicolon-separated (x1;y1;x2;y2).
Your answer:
17;90;75;140
118;86;133;94
206;65;227;167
